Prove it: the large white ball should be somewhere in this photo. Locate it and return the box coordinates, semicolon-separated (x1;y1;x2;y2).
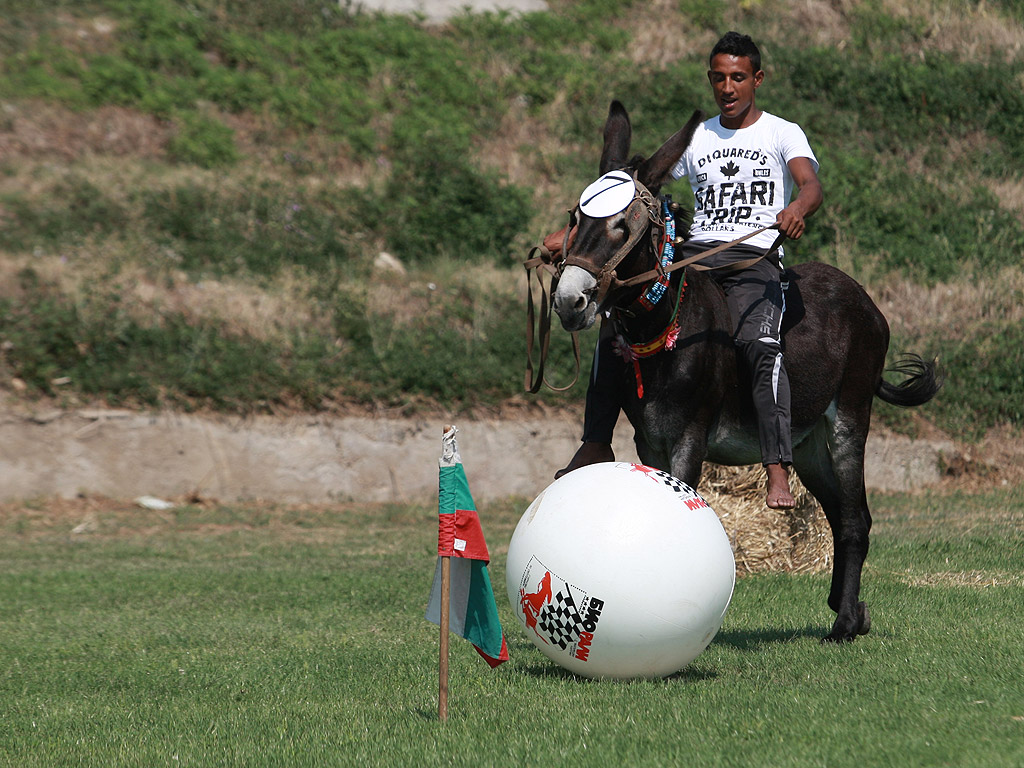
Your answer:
505;462;735;679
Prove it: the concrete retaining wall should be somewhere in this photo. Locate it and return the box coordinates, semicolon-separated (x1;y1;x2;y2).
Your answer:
0;408;953;503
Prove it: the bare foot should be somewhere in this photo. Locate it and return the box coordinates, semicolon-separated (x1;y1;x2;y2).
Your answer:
555;442;615;479
765;463;796;509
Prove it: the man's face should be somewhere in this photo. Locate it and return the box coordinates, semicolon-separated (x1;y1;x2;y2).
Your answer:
707;53;763;126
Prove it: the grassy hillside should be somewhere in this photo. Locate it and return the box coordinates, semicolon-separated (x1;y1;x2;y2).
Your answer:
1;0;1022;439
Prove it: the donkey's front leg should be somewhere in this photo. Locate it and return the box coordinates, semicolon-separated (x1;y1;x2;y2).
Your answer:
668;428;709;490
632;429;703;488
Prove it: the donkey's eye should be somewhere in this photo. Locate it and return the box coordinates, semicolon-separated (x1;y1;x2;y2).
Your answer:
610;220;630;242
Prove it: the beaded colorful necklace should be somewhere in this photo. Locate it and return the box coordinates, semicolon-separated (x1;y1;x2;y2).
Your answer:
638;198;675;311
611;199;686;399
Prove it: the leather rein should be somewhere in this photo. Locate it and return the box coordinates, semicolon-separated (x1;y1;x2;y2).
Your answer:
523;175;786;394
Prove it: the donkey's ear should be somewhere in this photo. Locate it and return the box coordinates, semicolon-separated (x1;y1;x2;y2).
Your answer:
637;109;705;194
599;100;632;175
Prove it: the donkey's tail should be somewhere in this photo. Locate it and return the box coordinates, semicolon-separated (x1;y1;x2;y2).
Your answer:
876;354;943;407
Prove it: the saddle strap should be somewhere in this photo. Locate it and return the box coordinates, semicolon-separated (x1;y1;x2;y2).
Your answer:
524;245;581;394
615;225;787;291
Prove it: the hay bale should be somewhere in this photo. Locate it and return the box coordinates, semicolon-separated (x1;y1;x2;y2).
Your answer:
699;463;833;575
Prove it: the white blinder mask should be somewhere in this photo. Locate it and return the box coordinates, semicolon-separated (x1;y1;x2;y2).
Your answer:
579;170;636;218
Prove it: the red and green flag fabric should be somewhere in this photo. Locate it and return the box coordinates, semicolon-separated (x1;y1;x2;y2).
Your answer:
425;427;509;668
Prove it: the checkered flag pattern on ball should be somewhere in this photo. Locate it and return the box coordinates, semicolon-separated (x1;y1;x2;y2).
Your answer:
650;468;689;495
537;589;584;650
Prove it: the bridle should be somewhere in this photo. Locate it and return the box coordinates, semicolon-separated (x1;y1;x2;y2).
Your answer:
561;171;665;309
521;175;665;395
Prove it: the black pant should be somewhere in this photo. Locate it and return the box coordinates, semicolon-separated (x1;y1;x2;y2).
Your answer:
581;241;793;466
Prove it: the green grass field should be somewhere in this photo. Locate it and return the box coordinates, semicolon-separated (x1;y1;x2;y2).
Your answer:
1;486;1022;767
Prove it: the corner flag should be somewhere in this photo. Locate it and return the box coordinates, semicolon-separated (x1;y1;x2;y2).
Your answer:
425;426;509;668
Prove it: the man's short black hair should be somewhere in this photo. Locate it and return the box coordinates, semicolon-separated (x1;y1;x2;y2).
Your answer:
710;31;762;74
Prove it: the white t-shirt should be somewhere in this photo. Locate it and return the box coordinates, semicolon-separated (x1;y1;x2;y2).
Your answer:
670;112;819;254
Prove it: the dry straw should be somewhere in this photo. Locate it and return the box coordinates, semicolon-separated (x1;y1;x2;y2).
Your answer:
699;463;833;576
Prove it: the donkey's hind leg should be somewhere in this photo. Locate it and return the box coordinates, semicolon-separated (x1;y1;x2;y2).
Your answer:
793;412;872;643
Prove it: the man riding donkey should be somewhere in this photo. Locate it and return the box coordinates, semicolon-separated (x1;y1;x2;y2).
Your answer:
546;31;823;509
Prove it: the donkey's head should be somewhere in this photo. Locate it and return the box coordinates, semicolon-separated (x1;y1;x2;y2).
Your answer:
552;101;703;332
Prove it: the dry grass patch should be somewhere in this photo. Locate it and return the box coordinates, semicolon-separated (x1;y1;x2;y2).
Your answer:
0;153;204;211
51;12;121;56
477;99;561;188
700;463;832;575
220;110;378;186
0;101;168;161
366;257;523;325
895;568;1024;588
617;0;716;66
734;0;854;55
474;96;588;231
124;267;329;342
0;247;331;344
0;242;120;298
900;130;1002;178
874;267;1024;339
990;177;1024;220
0;101;370;193
726;0;1022;62
881;0;1024;62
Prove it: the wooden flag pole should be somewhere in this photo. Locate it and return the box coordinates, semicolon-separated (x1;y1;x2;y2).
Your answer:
439;554;451;721
439;425;452;722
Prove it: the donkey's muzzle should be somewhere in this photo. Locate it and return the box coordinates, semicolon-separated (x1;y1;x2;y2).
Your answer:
553;265;600;332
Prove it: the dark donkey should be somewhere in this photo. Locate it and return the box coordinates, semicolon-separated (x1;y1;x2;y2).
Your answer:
550;101;941;643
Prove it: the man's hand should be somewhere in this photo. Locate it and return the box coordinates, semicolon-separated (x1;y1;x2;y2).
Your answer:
775;204;809;240
542;224;578;257
776;156;823;240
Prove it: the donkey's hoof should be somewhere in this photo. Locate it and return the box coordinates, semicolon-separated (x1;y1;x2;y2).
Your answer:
820;630;854;645
857;601;871;635
821;602;871;643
